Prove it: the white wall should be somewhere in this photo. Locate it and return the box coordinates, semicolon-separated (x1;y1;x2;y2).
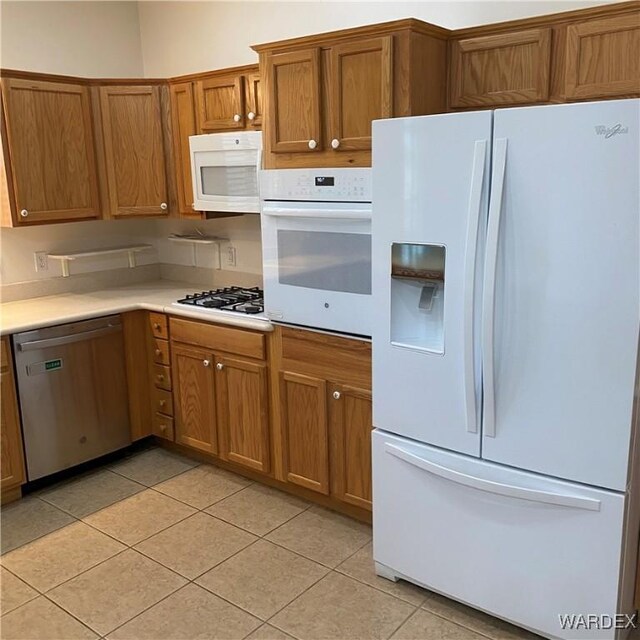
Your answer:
0;1;143;77
138;0;611;76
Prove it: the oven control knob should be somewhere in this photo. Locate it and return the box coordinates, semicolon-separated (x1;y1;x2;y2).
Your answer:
233;114;241;122
308;139;317;150
331;138;340;149
247;112;256;121
216;362;224;371
333;391;341;400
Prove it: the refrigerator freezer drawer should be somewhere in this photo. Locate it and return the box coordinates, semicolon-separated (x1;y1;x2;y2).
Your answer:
372;430;629;640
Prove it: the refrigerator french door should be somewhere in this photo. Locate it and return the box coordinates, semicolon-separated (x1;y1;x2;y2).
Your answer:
371;99;640;640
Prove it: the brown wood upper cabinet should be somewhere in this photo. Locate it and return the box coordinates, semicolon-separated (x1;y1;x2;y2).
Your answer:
1;337;26;500
169;82;199;217
265;48;322;154
329;37;393;152
245;71;263;128
98;85;172;218
563;12;640;100
449;28;552;107
195;74;245;132
255;21;449;168
1;78;101;225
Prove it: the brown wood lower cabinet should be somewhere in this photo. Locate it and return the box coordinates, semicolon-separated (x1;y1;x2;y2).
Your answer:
216;355;270;473
280;371;329;494
172;342;218;455
329;384;373;510
1;337;25;501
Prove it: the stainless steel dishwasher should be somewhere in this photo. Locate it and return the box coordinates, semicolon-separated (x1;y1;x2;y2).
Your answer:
13;315;131;480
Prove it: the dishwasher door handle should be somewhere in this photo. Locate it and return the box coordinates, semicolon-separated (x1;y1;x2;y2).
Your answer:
17;325;122;351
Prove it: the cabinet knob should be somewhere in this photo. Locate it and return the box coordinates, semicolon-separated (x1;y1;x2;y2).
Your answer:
159;423;167;432
216;362;224;371
155;349;162;357
20;209;28;218
159;400;166;408
331;138;340;149
308;139;317;150
153;323;161;330
333;391;341;400
247;111;256;121
233;114;241;122
203;359;211;367
160;202;168;211
157;374;164;381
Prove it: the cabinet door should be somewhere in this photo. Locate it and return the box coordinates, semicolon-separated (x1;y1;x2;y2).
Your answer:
1;78;100;225
266;48;322;153
244;72;263;128
280;371;329;493
1;338;25;492
216;355;270;473
169;82;199;217
329;384;372;510
564;14;640;100
450;29;551;107
329;37;393;152
195;75;244;132
99;85;170;218
172;343;217;454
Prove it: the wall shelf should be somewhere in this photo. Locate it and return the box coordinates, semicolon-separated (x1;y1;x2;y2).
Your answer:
168;234;228;268
48;244;154;277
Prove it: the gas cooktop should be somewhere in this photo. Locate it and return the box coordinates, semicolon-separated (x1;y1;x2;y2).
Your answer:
175;287;265;316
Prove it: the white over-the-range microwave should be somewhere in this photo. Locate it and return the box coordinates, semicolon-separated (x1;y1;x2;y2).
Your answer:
189;131;262;213
260;168;373;338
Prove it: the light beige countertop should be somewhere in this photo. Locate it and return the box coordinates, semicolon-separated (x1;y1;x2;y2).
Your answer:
0;280;273;336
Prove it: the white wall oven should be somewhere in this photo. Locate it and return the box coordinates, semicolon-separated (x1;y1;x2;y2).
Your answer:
190;131;261;213
260;168;372;337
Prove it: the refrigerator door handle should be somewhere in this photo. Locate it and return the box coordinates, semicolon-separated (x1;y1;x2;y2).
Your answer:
463;140;488;434
384;443;601;512
482;138;508;438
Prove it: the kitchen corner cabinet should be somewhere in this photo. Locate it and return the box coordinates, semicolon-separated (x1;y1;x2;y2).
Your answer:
0;77;101;226
449;28;552;107
169;317;270;469
562;12;640;100
255;20;448;168
1;337;26;502
97;85;173;218
276;327;373;510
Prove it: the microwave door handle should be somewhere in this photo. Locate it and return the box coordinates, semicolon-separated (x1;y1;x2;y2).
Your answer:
261;207;371;220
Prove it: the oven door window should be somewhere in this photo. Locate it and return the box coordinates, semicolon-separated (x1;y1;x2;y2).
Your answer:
200;165;258;198
277;230;371;295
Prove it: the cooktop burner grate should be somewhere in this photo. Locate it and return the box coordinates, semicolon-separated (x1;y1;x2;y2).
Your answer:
176;287;264;315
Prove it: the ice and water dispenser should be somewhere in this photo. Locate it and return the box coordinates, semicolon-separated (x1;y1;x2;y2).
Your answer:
390;243;445;354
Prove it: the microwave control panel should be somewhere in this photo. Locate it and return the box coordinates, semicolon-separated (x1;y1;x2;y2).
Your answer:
260;168;372;202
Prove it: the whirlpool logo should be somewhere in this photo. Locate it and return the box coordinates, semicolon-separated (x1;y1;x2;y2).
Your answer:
595;123;629;138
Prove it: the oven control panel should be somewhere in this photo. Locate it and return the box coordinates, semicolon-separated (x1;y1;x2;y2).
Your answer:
260;168;372;202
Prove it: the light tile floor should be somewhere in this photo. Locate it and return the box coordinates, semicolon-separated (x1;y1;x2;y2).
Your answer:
0;446;545;640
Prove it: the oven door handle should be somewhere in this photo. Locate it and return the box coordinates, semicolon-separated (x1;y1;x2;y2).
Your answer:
261;207;371;220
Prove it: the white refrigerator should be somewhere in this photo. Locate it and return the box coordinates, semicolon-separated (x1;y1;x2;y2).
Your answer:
371;99;640;640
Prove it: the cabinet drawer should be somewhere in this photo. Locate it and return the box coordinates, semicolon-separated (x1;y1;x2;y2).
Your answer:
170;317;265;360
153;363;172;390
152;338;170;365
152;387;173;416
281;327;371;389
149;313;169;339
152;412;174;440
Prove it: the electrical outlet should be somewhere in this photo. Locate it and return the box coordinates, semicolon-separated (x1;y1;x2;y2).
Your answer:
34;251;48;272
226;245;237;267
